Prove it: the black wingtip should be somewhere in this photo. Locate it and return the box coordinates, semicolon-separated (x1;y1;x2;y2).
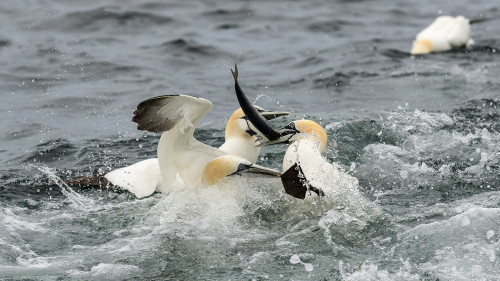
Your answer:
280;163;325;199
131;95;183;133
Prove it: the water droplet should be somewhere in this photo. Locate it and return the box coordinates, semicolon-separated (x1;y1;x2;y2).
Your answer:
290;254;301;264
304;263;314;271
349;162;356;172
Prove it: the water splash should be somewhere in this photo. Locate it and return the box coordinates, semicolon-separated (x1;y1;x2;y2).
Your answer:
290;254;314;272
28;164;94;209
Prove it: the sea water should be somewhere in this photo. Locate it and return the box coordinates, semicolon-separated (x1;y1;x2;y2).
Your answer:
1;0;499;279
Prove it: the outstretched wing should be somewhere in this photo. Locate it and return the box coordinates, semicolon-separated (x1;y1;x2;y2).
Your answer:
132;95;212;134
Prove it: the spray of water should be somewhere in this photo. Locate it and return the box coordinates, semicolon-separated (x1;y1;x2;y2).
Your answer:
28;164;94;209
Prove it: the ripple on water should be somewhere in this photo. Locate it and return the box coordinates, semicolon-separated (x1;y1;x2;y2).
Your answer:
1;0;499;279
54;7;174;33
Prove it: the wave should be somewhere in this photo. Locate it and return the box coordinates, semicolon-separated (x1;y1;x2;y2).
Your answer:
0;39;10;48
307;19;354;33
155;38;226;57
28;6;173;34
202;7;254;19
451;98;500;133
60;7;174;32
313;71;378;90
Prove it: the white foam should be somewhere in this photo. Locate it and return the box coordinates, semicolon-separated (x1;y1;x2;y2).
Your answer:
1;207;47;234
289;254;314;272
68;263;142;280
340;261;421;281
396;206;500;280
290;254;301;264
146;183;246;227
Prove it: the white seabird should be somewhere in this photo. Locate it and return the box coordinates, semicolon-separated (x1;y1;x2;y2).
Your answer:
132;94;287;191
66;94;288;198
230;66;358;199
411;15;474;55
201;154;281;186
259;120;359;199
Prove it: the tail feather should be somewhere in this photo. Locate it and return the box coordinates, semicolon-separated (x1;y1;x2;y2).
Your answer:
65;172;113;189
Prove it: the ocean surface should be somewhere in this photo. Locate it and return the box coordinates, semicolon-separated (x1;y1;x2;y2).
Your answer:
1;0;499;280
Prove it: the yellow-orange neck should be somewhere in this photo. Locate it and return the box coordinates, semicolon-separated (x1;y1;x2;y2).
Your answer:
293;120;328;154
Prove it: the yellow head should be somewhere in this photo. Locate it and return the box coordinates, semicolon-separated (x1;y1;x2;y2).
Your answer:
225;107;290;140
260;119;328;154
202;155;242;186
291;120;328;153
201;155;281;187
225;108;250;139
411;38;433;55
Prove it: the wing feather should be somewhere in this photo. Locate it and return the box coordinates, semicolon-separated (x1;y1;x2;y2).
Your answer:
132;95;212;133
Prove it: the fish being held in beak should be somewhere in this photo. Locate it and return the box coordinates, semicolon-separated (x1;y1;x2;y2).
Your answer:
231;64;282;143
230;65;326;199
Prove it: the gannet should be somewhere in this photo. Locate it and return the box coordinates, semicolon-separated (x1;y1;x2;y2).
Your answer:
262;120;362;199
230;65;358;199
201;154;281;186
66;94;288;198
411;15;474;55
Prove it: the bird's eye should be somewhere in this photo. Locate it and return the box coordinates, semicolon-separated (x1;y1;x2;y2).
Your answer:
237;163;247;172
284;122;296;130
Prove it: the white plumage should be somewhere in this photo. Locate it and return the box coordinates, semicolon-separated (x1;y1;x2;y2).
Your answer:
283;136;358;198
104;158;161;198
411;16;474;55
100;95;286;197
263;120;358;198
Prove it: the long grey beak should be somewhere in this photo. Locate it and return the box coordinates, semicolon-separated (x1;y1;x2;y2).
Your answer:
257;130;296;146
231;65;281;142
258;109;290;120
230;162;281;177
246;163;282;177
257;122;299;146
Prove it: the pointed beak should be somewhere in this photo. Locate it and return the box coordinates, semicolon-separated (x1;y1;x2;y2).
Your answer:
230;163;281;177
246;163;282;177
231;64;281;142
257;126;299;146
259;110;290;120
